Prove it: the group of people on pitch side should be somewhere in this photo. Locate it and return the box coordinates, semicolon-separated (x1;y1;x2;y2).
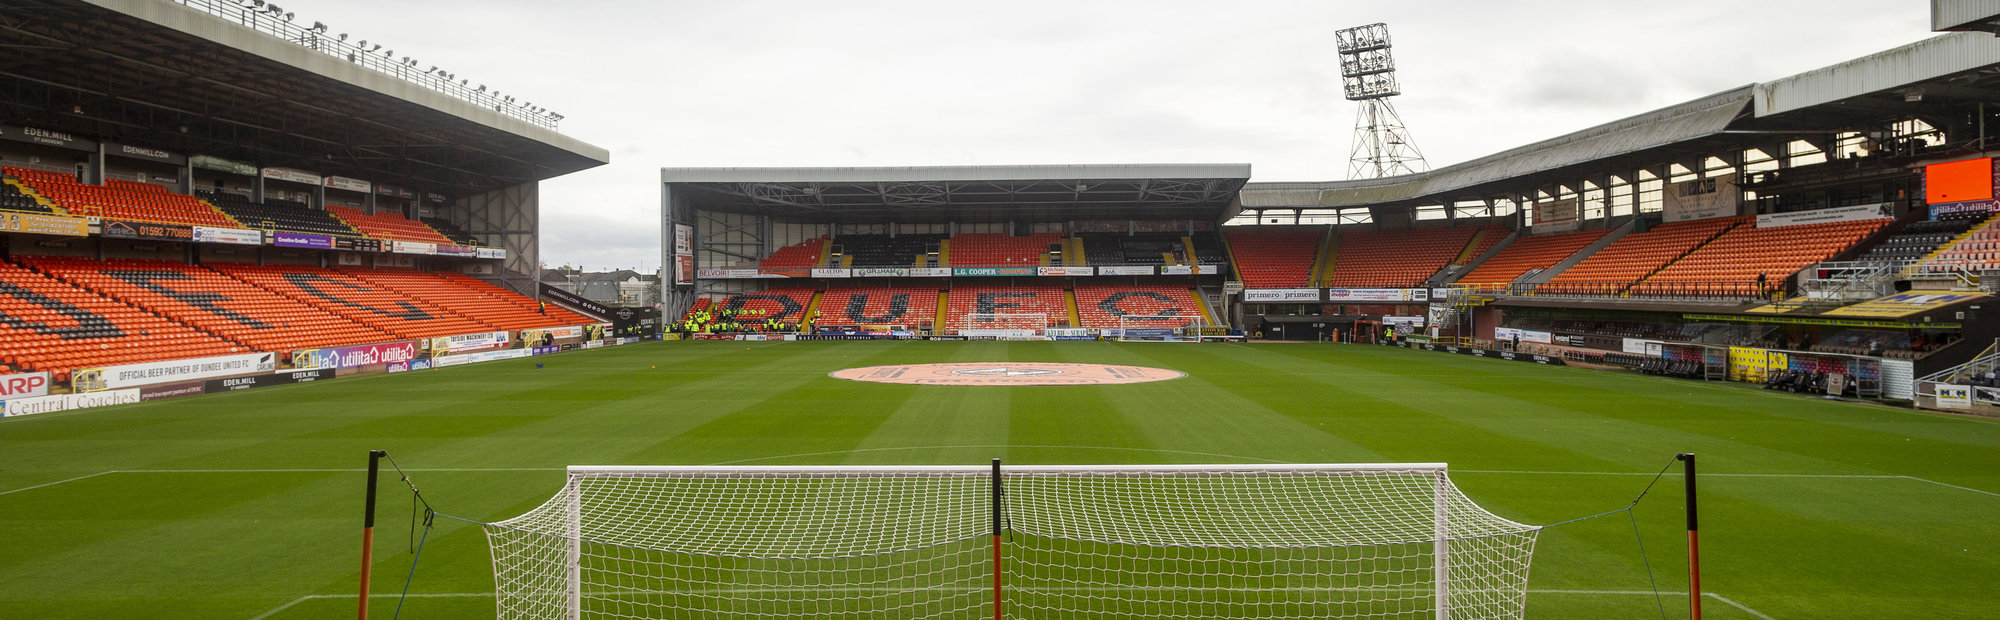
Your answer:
673;307;803;334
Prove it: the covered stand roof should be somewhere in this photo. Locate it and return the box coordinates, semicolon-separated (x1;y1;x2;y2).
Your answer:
663;164;1251;223
1244;32;2000;212
0;0;608;196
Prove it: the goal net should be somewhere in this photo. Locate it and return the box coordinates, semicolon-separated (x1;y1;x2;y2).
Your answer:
483;464;1540;620
1114;314;1204;342
961;313;1050;338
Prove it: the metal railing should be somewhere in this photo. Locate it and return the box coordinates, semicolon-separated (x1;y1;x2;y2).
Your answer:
1508;281;1778;302
167;0;560;130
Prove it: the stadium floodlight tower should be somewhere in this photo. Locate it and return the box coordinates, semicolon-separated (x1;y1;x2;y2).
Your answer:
1337;23;1429;179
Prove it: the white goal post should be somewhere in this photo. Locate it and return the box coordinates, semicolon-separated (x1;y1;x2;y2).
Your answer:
1114;314;1205;342
483;463;1540;620
961;312;1050;338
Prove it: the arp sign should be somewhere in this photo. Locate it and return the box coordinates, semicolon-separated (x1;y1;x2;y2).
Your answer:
0;371;51;398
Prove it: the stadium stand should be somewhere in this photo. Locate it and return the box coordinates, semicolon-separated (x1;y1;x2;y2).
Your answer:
1925;214;2000;271
1454;228;1613;289
23;256;395;353
1188;232;1228;265
832;234;942;267
198;192;362;237
1321;226;1486;288
421;217;482;246
326;206;456;244
1;178;58;213
1224;228;1323;288
8;168;238;227
814;286;940;327
1542;217;1742;295
339;268;593;330
1637;217;1889;296
1078;233;1127;265
709;288;818;325
0;259;243;374
212;263;495;338
946;284;1067;330
945;232;1060;267
759;238;827;272
1111;233;1187;266
1073;284;1207;328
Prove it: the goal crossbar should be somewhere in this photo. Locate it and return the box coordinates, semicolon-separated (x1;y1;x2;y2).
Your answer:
568;463;1449;475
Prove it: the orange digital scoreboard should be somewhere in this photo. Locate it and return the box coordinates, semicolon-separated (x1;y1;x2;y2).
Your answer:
1925;157;1994;204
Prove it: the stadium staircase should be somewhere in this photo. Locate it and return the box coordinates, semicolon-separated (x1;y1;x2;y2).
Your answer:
1065;290;1083;326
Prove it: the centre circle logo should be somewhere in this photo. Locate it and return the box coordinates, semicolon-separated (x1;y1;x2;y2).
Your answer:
830;362;1185;386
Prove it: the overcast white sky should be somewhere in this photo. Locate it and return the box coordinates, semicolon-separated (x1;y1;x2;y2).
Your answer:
290;0;1931;271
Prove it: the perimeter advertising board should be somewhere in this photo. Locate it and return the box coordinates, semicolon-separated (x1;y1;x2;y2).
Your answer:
0;371;51;398
812;268;851;278
0;124;95;150
431;331;510;353
1160;265;1223;276
1038;267;1094;276
1097;266;1155;276
102;219;193;241
910;268;952;277
106;142;184;165
1242;289;1321;303
274;232;336;249
191;154;257;176
193;226;262;245
1934;384;1973;409
261;167;320;185
0;389;139;418
0;212;89;237
1325;289;1427;302
1756;204;1890;228
292;341;419;371
1492;327;1552;344
952;267;1036;276
79;352;277;391
205;369;328;392
393;240;437;255
856;268;909;277
323;175;371;193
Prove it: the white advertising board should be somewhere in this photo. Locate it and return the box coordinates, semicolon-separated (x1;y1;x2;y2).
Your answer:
1534;199;1580;233
1038;266;1095;276
1663;174;1739;222
0;371;52;398
86;353;277;390
0;389;140;418
1243;288;1321;302
1097;266;1156;276
1756;204;1891;228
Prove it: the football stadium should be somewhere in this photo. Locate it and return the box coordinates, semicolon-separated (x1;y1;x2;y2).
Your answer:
2;1;2000;619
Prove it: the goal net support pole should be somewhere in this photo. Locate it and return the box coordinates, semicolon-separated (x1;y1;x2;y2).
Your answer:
1680;453;1701;620
357;449;385;620
487;463;1540;620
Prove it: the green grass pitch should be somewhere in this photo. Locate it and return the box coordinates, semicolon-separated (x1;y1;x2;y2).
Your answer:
2;340;1996;619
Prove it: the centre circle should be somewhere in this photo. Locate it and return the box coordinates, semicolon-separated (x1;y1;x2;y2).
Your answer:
830;362;1185;386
